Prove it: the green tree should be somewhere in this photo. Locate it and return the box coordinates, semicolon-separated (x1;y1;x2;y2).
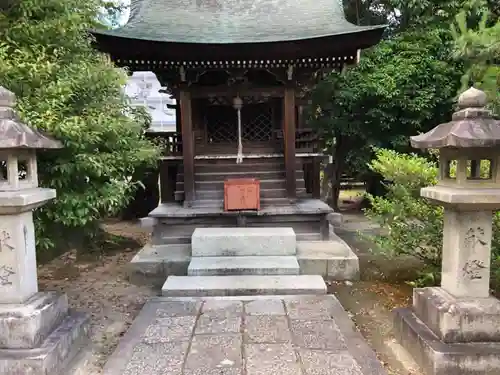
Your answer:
310;0;497;209
452;6;500;113
365;148;500;289
0;0;161;252
308;29;462;208
343;0;395;28
98;0;129;29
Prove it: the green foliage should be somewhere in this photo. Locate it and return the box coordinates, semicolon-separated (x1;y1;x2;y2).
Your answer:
308;28;462;178
365;149;442;274
311;29;461;139
386;0;490;30
342;0;491;32
452;6;500;113
365;149;500;289
97;0;129;29
309;0;496;205
0;0;161;252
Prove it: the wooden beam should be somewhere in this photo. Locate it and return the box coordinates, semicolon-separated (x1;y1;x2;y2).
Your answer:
284;86;297;200
175;99;181;133
189;85;285;98
179;89;195;205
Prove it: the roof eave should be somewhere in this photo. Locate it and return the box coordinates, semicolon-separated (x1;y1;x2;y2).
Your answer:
92;26;387;62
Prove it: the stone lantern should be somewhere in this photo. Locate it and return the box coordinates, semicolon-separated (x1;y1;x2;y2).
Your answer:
394;87;500;375
0;87;88;375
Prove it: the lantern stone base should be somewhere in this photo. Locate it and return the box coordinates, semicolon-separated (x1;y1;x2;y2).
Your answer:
393;287;500;375
413;287;500;343
0;292;90;375
0;292;69;349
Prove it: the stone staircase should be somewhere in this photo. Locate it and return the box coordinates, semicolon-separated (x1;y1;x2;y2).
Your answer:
161;227;327;296
175;157;308;207
187;256;300;275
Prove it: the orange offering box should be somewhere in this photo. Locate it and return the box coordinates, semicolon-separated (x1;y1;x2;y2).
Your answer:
224;178;260;211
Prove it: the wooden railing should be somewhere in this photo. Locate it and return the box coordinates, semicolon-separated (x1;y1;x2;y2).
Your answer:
151;129;321;157
273;128;321;153
147;131;183;156
295;128;321;152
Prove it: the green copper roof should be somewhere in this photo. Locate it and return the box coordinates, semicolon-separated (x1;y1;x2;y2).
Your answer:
96;0;385;44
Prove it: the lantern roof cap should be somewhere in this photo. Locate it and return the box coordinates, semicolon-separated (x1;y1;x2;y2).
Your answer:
410;87;500;149
0;87;63;150
457;86;488;109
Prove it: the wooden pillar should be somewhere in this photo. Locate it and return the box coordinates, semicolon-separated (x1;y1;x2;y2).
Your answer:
284;87;296;200
175;102;181;133
298;105;304;129
179;89;195;205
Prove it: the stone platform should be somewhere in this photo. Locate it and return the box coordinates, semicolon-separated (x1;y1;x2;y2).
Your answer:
128;235;359;287
102;295;387;375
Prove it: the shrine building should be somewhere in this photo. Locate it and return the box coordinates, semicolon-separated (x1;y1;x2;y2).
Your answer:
93;0;385;252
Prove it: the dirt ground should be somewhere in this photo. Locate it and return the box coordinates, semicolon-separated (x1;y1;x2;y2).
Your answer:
38;217;423;375
38;221;156;374
330;281;422;375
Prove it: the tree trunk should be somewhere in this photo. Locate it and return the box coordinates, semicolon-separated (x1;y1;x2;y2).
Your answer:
321;162;333;201
360;172;387;209
328;132;348;211
330;159;344;211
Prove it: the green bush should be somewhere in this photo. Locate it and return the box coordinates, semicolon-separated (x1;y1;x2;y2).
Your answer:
0;0;161;254
365;148;500;289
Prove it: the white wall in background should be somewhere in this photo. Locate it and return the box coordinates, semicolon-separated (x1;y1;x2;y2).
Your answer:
124;71;177;132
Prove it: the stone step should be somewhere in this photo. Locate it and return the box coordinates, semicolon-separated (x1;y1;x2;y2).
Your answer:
179;170;304;182
157;235;192;245
176;179;306;191
161;275;327;296
192;227;296;257
296;233;323;242
153;232;322;246
187;256;300;276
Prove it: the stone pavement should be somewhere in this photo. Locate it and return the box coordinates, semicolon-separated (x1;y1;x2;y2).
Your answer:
102;295;387;375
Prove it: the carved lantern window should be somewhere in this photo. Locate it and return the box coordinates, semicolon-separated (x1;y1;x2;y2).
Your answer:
411;87;500;189
0;87;62;192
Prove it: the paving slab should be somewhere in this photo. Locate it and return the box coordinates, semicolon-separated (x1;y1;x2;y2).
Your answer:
102;295;387;375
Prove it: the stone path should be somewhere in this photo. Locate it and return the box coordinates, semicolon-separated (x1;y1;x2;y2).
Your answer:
102;295;387;375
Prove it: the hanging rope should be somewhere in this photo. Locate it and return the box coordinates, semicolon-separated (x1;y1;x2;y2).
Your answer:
233;96;243;164
236;108;243;164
